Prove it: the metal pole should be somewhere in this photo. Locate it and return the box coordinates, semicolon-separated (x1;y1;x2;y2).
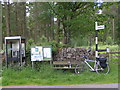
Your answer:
20;37;22;66
95;31;98;58
94;22;99;70
95;22;98;59
19;37;22;66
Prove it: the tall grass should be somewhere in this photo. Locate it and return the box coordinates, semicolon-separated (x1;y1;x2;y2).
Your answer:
2;60;118;86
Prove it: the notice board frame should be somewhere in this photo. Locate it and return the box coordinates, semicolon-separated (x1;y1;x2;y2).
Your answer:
31;46;52;68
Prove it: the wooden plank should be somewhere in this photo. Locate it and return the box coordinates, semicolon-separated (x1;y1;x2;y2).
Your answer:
112;59;119;60
110;56;120;57
53;61;69;65
53;67;82;69
53;61;81;65
109;52;120;54
98;49;107;52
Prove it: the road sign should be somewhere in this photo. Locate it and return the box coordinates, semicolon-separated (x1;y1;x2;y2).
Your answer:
95;22;105;30
97;25;105;30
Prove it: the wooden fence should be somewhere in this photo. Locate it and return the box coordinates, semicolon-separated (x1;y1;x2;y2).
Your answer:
109;52;120;61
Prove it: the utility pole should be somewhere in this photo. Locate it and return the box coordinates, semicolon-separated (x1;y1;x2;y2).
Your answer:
0;1;2;50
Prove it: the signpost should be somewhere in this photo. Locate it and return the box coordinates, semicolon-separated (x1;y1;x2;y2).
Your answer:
95;22;105;30
95;0;104;67
97;25;105;30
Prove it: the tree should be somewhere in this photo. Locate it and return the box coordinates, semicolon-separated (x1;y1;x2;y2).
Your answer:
1;2;119;48
1;1;27;41
117;3;120;45
0;1;2;50
49;2;95;45
5;1;11;36
27;2;54;43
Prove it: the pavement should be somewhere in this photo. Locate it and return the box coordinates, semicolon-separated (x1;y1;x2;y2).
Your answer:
1;84;119;88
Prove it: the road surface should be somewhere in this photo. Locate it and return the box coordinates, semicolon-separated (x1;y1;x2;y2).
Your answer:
1;84;119;88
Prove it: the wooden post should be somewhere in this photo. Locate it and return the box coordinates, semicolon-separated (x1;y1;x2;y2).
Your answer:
112;19;115;44
32;61;34;69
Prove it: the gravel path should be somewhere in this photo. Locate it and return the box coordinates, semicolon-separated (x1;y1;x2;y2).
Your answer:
1;84;119;88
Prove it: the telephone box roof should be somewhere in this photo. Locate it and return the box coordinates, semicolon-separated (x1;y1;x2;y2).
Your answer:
5;36;25;40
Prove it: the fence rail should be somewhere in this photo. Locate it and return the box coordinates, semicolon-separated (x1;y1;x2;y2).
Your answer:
109;52;120;61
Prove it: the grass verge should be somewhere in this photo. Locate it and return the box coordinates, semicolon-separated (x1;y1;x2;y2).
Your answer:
1;60;118;86
1;45;119;86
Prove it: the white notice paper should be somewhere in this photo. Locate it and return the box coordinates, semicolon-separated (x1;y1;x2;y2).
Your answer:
31;46;43;61
43;48;51;59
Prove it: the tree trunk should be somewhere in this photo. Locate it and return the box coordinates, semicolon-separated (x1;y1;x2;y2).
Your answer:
34;2;38;43
67;28;71;44
50;16;54;41
62;17;68;44
15;2;18;36
15;2;21;36
0;2;2;50
5;1;11;36
23;2;26;37
56;18;60;43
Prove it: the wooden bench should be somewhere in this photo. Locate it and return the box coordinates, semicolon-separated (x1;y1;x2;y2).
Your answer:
53;61;82;69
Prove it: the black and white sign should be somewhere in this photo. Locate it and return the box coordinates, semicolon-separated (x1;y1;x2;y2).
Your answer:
95;22;105;30
97;25;105;30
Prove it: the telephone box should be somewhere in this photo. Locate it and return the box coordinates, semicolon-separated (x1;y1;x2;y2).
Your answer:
5;36;26;67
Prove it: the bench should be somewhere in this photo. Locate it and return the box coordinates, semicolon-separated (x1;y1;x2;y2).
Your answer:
53;61;82;69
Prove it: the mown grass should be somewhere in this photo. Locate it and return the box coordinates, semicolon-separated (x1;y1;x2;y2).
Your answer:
1;59;118;86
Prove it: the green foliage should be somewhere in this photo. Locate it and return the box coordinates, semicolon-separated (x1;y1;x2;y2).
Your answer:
26;39;35;49
2;2;119;48
25;37;67;65
36;35;48;46
71;36;89;47
106;36;114;45
25;39;35;66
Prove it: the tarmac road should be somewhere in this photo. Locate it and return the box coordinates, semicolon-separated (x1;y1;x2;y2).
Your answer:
1;84;119;88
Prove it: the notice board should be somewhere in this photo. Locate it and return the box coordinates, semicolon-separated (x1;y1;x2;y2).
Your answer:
31;46;52;61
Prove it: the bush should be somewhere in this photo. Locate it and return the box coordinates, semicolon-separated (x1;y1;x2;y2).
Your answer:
25;39;35;66
25;37;67;66
106;36;114;45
